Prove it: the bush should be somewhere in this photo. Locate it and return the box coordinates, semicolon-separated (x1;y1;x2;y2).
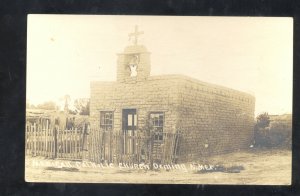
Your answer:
269;121;292;148
254;113;292;149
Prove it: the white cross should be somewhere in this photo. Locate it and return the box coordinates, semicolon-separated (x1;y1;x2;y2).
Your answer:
128;25;144;45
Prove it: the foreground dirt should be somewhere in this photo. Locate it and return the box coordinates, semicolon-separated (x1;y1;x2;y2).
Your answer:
25;149;291;185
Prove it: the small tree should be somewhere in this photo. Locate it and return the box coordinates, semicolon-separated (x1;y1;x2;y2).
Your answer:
256;112;270;128
254;112;270;147
74;98;90;115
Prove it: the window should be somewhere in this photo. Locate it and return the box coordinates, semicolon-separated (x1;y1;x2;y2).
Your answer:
150;112;164;141
100;111;113;131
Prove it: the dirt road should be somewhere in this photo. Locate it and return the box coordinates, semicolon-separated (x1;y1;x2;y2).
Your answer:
25;149;291;185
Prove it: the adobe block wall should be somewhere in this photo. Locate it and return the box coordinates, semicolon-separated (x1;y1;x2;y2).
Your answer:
175;76;255;162
90;74;255;161
90;76;181;134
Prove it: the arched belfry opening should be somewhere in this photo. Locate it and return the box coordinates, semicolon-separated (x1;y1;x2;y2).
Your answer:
117;25;151;82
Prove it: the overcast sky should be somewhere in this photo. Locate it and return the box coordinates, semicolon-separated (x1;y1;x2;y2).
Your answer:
27;15;293;115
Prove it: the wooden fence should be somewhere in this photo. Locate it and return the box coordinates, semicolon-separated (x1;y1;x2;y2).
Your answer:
87;129;149;164
25;122;86;160
151;132;180;164
87;129;180;165
26;122;180;164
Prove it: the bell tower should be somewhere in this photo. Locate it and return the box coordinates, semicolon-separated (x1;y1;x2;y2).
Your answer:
117;25;151;82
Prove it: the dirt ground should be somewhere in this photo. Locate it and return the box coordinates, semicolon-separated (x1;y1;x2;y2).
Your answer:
25;149;291;185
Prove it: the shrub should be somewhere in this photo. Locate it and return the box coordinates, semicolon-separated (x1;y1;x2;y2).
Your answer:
254;113;292;149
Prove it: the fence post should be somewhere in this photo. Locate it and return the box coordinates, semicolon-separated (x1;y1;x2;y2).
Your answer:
87;128;93;160
149;132;153;170
174;133;179;163
33;123;37;156
25;124;28;155
64;129;67;159
110;130;112;163
54;126;58;158
75;128;78;159
93;129;96;163
47;123;49;158
81;124;88;160
73;128;76;159
70;128;73;159
45;120;48;157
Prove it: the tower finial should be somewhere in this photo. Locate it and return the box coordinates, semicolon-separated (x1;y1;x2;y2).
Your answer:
128;25;144;45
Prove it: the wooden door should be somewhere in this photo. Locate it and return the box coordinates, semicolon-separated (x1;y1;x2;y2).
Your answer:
122;109;137;154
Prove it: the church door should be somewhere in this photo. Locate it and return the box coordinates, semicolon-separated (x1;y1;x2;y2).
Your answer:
122;109;137;154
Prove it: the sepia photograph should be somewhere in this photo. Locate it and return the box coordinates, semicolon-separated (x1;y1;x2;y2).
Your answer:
25;15;293;184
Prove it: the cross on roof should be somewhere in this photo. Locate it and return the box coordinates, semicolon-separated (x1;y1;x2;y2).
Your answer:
128;25;144;45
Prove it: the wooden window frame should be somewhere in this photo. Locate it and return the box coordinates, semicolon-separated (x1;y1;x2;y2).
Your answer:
100;111;113;131
149;112;164;141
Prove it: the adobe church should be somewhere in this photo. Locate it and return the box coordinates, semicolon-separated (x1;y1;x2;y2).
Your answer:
90;26;255;162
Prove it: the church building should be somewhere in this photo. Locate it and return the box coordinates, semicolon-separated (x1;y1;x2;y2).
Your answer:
90;26;255;162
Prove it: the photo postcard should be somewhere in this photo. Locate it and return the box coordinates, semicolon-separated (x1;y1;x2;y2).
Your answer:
25;15;293;184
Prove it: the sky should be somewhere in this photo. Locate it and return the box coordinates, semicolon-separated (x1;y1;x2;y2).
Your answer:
27;15;293;115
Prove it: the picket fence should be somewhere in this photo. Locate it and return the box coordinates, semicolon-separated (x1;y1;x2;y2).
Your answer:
25;123;86;160
25;122;180;164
